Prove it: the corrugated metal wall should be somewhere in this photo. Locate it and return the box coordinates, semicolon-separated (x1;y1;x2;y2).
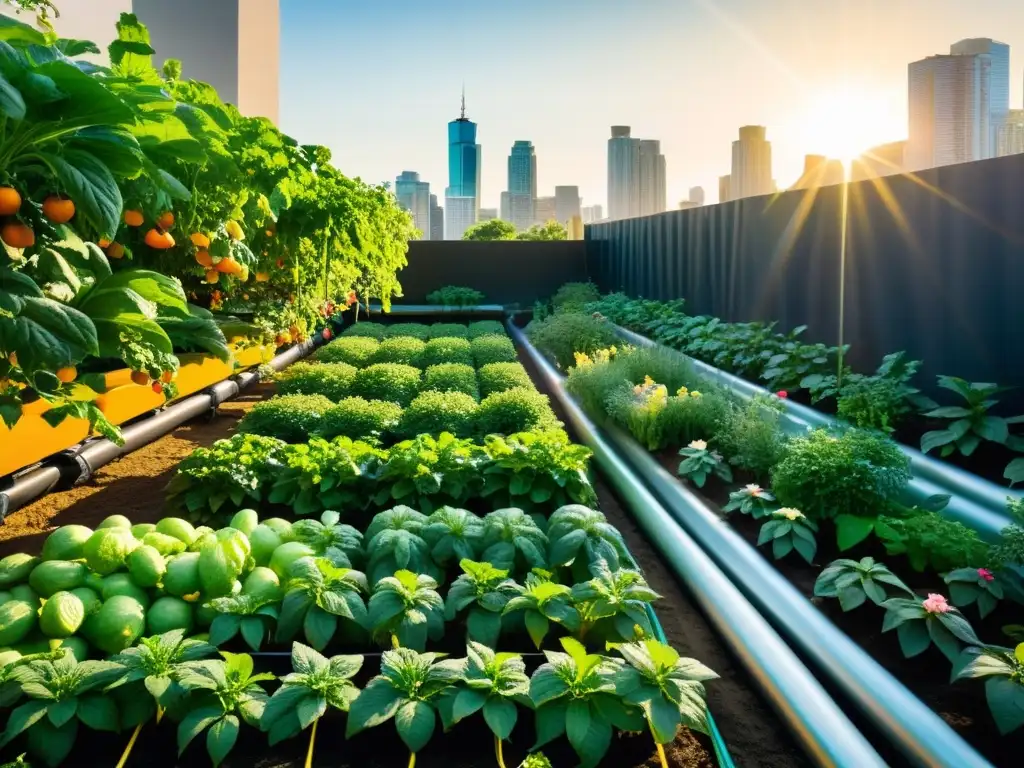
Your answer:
587;153;1024;391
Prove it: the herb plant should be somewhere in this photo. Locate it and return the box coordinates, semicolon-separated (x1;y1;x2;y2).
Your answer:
475;388;560;436
373;434;489;512
504;570;580;648
351;363;423;406
468;321;507;339
384;323;432;340
421;507;484;567
207;594;280;651
423;363;479;399
275;362;357;401
365;511;438;585
427;324;471;339
570;561;659;642
368;570;446;651
482;430;598;511
316;336;380;367
399;390;479;439
921;377;1024;457
677;439;732;488
419;337;473;368
722;484;776;518
236;394;335;443
525;312;617;370
881;593;980;662
426;286;485;306
953;644;1024;734
275;557;369;651
289;510;365;567
445;560;520;648
373;337;427;367
944;568;1004;619
478;362;535;397
269;437;378;517
316;397;404;444
813;557;914;611
546;504;629;580
479;508;549;575
875;512;989;573
472;335;518;367
756;508;819;564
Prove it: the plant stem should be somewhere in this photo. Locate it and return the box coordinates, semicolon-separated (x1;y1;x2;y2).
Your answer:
114;723;144;768
649;716;669;768
304;718;319;768
495;735;507;768
407;752;416;768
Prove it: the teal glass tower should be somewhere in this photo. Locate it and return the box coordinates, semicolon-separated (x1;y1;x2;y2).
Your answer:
444;89;481;239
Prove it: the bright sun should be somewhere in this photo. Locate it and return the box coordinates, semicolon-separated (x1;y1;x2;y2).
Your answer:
802;86;903;165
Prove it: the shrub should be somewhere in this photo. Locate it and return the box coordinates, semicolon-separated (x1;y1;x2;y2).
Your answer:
604;382;731;451
426;286;484;307
476;387;559;436
342;323;386;339
423;363;478;399
315;337;380;367
419;336;473;368
384;323;430;340
715;396;790;479
275;362;356;401
426;323;469;339
876;511;989;572
471;334;517;367
478;362;535;397
351;363;422;405
399;390;479;438
316;397;404;443
467;320;506;339
526;312;618;370
771;428;911;522
236;394;334;443
373;336;426;366
552;282;600;313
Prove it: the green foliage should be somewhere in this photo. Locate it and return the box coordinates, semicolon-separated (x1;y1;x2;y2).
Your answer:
476;387;560;436
722;484;776;519
421;509;484;568
481;430;598;511
316;397;403;443
426;323;470;339
372;336;426;367
443;560;518;648
289;510;364;567
363;508;437;585
206;594;280;651
503;571;579;648
426;286;485;306
367;570;445;650
771;428;911;522
372;433;489;513
235;394;333;443
814;557;914;612
471;334;517;367
526;312;618;370
881;595;979;663
551;283;600;314
342;323;386;339
547;505;629;580
953;644;1024;734
715;396;789;479
677;441;733;488
274;557;368;651
832;352;932;432
875;512;990;573
268;437;380;517
351;363;422;406
756;509;819;564
945;567;1006;619
570;561;659;642
463;219;518;241
384;323;431;340
989;498;1024;569
920;376;1024;459
467;321;506;339
477;362;535;398
419;336;473;368
275;362;356;401
399;390;478;439
519;221;568;241
315;337;380;367
480;509;548;576
423;363;478;399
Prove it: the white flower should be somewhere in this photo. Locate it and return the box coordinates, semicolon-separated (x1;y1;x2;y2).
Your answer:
776;507;804;521
743;484;763;497
688;440;708;451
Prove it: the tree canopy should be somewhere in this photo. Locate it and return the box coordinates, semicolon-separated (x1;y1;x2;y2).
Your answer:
518;220;568;241
462;219;518;241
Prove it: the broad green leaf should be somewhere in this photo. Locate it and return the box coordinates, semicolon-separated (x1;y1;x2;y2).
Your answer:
452;687;487;723
986;677;1024;735
25;717;77;768
834;515;876;551
346;679;402;736
0;700;48;747
296;695;327;729
304;606;338;650
84;270;188;317
483;696;517;740
68;126;144;178
921;429;956;454
160;305;231;361
466;607;502;648
647;695;681;744
524;611;549;649
0;294;98;372
240;616;265;650
51;149;124;237
75;693;120;732
0;14;47;45
0;69;26;118
46;698;77;728
531;701;566;749
394;699;435;754
177;705;223;755
895;620;931;658
208;614;241;646
206;714;239;768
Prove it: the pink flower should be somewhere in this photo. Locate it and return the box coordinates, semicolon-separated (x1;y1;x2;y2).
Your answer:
921;593;951;614
978;568;994;582
776;390;788;399
322;328;332;341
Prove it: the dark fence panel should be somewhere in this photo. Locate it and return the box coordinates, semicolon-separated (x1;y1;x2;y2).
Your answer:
397;241;591;306
587;153;1024;391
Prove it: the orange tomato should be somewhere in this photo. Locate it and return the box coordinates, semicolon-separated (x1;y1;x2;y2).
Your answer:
215;257;242;275
190;233;210;248
160;370;176;384
1;222;34;249
55;366;77;383
8;352;17;367
255;271;270;282
144;228;175;250
107;242;125;259
0;187;21;215
151;381;163;393
42;196;75;224
157;211;174;230
205;270;219;284
130;371;149;386
123;210;144;227
98;238;112;248
195;250;213;268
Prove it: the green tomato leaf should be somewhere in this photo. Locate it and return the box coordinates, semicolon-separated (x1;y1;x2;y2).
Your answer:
346;679;403;737
177;705;223;756
394;699;435;754
206;714;239;768
483;696;517;740
50;149;124;238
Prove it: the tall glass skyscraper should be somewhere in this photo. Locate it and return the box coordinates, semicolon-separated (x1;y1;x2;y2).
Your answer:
950;39;1009;159
507;140;536;231
445;91;482;239
394;171;430;240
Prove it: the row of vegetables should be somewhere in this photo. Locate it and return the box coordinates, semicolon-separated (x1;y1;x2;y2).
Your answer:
0;319;719;767
524;286;1024;743
0;12;414;444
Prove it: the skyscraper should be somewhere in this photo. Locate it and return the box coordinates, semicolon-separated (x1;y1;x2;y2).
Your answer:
506;141;536;231
445;90;482;240
429;195;444;241
718;175;732;204
394;171;430;240
688;187;705;206
791;155;844;189
607;126;640;220
638;140;667;216
998;109;1024;156
950;38;1010;157
554;186;581;224
581;205;603;224
908;54;992;170
730;126;773;199
534;197;556;226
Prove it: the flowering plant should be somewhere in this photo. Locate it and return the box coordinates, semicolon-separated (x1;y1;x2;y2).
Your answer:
677;440;732;488
943;567;1006;619
620;376;670;451
953;643;1024;734
880;593;980;661
813;556;914;611
756;508;818;564
722;484;776;519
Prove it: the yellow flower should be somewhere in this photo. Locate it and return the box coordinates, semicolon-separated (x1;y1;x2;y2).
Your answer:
573;351;592;367
776;507;804;521
688;439;708;451
676;386;688;396
609;345;618;356
690;391;702;398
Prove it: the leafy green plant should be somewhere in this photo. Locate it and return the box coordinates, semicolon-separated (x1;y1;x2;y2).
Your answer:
468;321;506;339
423;363;479;399
236;393;334;443
813;556;914;611
315;336;380;367
364;507;439;584
481;430;598;511
875;511;989;573
756;508;818;564
444;560;520;648
268;437;379;517
174;651;274;767
547;505;629;580
953;644;1024;734
881;593;980;662
345;647;464;764
920;376;1024;458
207;593;280;650
504;570;580;648
525;312;617;370
351;362;422;406
275;362;357;401
945;567;1005;619
343;323;387;339
426;286;485;307
476;388;559;436
0;651;121;767
384;323;431;340
438;642;530;768
677;439;732;488
260;642;362;764
426;323;471;339
722;483;776;518
420;337;473;368
989;497;1024;569
472;335;517;367
551;282;600;314
715;395;789;480
316;396;404;443
422;508;484;568
570;561;659;642
368;570;445;651
399;390;478;439
290;510;364;567
373;433;489;512
478;362;535;397
373;336;427;367
480;508;549;575
610;639;718;768
827;353;934;432
275;557;369;651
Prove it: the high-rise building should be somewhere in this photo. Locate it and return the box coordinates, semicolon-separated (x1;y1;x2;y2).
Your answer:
499;192;511;223
791;155;844;189
132;0;280;123
506;141;537;231
718;175;732;204
479;208;498;222
445;90;482;240
394;171;430;240
950;39;1010;157
429;195;444;241
998;109;1024;156
534;197;557;226
850;141;907;181
638;140;667;216
581;205;603;224
730;126;773;199
607;126;641;220
554;186;581;224
908;54;992;170
688;187;705;206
